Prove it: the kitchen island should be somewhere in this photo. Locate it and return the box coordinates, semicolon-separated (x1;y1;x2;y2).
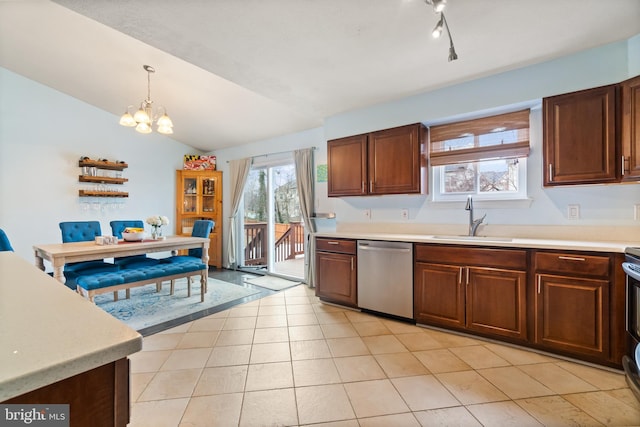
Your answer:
0;252;142;426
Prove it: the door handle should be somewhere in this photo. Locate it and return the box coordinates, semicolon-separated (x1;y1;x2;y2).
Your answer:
558;256;585;261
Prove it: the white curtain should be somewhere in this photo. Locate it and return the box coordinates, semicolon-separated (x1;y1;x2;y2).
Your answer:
294;148;316;287
226;158;252;268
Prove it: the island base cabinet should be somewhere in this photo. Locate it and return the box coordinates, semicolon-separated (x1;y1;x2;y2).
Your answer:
535;274;609;360
3;358;130;427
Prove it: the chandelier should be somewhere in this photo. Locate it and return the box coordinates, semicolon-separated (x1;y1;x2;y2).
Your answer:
425;0;458;62
119;65;174;134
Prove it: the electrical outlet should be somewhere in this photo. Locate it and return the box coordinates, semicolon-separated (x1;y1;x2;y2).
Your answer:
635;204;640;220
401;208;409;220
364;208;371;220
567;204;580;220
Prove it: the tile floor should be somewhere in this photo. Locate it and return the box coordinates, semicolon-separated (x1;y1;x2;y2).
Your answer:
128;284;640;426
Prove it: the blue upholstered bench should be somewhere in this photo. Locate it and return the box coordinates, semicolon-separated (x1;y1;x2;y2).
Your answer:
75;261;208;303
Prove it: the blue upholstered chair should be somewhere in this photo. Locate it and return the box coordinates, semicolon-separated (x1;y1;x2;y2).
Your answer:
109;220;159;267
59;221;119;289
162;220;214;263
0;228;14;252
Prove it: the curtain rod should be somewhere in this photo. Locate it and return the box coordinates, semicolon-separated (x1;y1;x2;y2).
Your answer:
226;146;317;163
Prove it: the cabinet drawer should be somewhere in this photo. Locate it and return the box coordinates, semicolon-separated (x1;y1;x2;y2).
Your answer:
534;251;610;278
316;238;356;255
415;244;527;270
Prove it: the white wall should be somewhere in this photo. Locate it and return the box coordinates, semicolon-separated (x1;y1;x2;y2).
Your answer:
0;67;199;264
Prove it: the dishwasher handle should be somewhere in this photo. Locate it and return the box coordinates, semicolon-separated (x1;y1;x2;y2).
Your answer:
358;245;412;253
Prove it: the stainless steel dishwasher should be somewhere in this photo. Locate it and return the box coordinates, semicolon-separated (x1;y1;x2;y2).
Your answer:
357;240;413;319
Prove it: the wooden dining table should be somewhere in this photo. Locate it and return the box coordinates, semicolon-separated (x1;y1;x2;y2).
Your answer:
33;236;210;283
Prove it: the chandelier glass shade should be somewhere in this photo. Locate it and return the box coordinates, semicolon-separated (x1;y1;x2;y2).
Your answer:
119;65;174;135
425;0;458;62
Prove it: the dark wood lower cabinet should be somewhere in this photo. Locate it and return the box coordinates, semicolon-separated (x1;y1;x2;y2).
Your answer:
315;238;357;307
3;358;130;427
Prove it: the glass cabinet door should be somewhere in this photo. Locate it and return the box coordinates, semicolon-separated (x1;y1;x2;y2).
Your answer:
182;176;198;213
201;177;216;213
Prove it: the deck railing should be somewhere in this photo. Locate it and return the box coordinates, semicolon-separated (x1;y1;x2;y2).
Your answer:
244;221;304;266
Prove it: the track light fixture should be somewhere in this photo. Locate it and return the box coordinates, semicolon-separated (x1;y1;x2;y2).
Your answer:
119;65;174;135
424;0;458;62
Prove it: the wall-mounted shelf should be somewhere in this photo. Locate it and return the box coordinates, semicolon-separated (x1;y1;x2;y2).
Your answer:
79;176;128;184
78;159;128;171
79;190;129;198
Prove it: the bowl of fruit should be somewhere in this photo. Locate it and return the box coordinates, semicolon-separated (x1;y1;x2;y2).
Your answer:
122;227;145;242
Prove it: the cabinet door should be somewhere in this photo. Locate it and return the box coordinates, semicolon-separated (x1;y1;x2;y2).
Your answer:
466;267;527;341
622;75;640;181
316;251;357;306
414;262;465;328
368;124;426;195
543;85;618;185
179;174;199;214
534;274;610;360
327;134;367;196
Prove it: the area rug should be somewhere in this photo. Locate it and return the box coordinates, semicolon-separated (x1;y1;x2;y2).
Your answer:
94;278;261;332
243;275;301;291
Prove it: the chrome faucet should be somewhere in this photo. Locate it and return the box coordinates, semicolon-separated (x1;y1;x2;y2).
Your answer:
465;196;486;236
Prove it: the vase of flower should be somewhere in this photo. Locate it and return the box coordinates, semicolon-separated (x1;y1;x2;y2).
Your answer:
146;215;169;240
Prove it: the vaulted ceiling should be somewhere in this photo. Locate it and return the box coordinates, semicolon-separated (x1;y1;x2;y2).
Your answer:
1;0;639;151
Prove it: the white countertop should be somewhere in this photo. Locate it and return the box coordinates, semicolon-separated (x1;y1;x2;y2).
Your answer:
314;231;633;253
0;252;142;401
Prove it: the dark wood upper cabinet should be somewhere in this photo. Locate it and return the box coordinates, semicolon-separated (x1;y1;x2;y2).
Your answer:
327;123;427;196
622;75;640;181
543;84;619;186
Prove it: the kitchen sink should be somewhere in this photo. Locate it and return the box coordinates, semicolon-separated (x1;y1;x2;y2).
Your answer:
430;235;514;242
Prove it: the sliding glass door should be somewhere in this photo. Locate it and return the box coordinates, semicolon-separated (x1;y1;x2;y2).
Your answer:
238;154;304;279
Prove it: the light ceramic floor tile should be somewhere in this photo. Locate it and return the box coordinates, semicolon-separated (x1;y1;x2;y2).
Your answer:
137;368;202;401
296;384;356;425
517;363;598;394
158;322;193;334
258;295;286;306
515;395;603;426
286;304;315;314
245;361;293;391
483;342;557;365
299;420;359;427
467;401;543;426
129;398;189;427
222;316;257;330
413;349;472;373
321;322;359;338
555;362;628;390
477;366;554;399
228;306;259;317
257;304;287;316
344;311;379;323
396;332;443;351
382;320;426;334
288;313;319;326
180;393;243;427
362;335;409;354
142;333;182;351
189;317;226;332
192;365;248;396
344;379;410;418
130;372;154;402
160;348;212;371
449;345;510;369
206;344;251;367
358;413;421;427
313;303;348;313
317;311;350;324
240;388;298;427
286;296;312;305
392;375;460;411
255;314;288;328
327;336;371;358
424;329;483;347
606;387;640;409
374;353;430;378
413;406;482;427
249;341;291;364
176;331;218;349
214;329;255;346
252;326;289;343
289;324;325;341
129;350;172;373
290;339;332;361
563;390;640;426
436;370;509;405
334;355;386;383
293;358;342;387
